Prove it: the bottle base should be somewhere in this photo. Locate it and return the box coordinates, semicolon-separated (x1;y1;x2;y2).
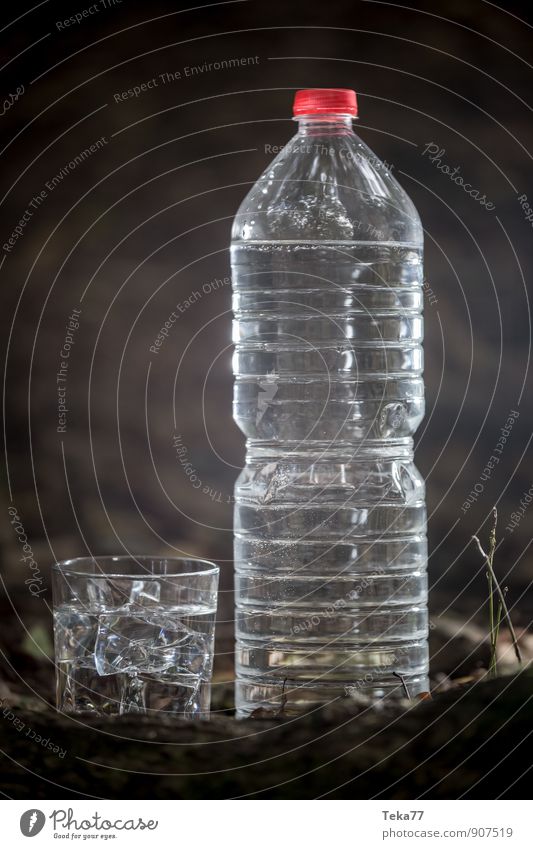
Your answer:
235;673;429;718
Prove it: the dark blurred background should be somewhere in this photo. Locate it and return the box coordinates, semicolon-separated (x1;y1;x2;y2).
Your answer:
1;0;532;696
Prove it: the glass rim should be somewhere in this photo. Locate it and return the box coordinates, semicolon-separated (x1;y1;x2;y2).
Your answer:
52;555;219;579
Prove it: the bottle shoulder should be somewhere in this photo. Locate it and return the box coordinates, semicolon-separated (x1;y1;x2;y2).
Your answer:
231;130;423;245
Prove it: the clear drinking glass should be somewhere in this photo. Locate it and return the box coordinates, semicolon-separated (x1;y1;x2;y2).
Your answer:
52;556;219;718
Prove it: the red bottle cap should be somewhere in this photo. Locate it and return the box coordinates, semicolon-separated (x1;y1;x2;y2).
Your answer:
293;88;358;117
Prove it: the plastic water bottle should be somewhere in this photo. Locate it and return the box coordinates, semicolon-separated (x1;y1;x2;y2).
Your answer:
231;88;428;716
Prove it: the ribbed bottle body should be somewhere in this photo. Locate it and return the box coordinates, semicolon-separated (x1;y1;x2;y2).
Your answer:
232;242;428;715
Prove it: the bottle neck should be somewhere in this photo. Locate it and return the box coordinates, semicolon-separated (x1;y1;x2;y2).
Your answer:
296;114;355;137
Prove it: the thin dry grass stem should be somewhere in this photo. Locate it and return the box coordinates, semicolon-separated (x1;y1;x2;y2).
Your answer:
472;506;522;672
393;670;410;699
493;587;508;655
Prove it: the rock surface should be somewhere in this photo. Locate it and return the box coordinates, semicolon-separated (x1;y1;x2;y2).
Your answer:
0;671;531;799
